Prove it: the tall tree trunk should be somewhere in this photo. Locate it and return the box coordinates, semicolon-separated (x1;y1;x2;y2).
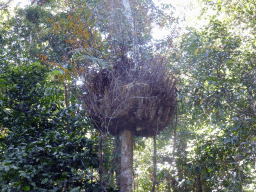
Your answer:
166;173;171;192
120;129;134;192
121;0;138;68
98;132;104;191
196;174;202;192
114;135;121;188
64;80;70;133
64;80;68;108
151;135;157;192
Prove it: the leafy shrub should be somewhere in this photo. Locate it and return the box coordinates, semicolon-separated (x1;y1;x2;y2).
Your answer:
0;62;100;192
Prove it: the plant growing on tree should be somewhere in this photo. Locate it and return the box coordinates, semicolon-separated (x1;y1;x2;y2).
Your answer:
81;55;176;191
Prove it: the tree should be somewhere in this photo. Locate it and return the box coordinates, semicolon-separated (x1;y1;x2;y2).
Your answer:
35;1;178;191
81;55;177;191
0;62;99;191
168;0;256;188
1;0;183;190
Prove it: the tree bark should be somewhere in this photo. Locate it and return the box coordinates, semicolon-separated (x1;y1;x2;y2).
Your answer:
151;135;157;192
196;174;202;192
98;132;104;191
167;174;171;192
114;135;121;188
64;80;69;108
120;129;134;192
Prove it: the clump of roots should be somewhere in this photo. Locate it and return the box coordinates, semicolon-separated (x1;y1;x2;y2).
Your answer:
81;56;176;137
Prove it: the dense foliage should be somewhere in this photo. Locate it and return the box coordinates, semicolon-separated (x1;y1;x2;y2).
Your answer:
169;0;256;191
0;62;99;191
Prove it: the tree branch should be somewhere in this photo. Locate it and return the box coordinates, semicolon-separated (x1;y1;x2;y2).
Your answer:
0;0;13;10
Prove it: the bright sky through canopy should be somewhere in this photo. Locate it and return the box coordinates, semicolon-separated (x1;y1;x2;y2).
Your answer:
1;0;30;9
152;0;202;40
2;0;204;43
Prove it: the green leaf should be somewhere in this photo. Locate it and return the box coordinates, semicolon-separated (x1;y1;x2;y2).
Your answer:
24;186;30;191
41;178;48;184
70;187;81;192
51;70;62;76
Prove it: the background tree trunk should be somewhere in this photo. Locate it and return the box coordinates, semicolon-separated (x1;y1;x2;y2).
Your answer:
114;135;121;188
98;132;104;191
120;129;134;192
196;174;202;192
151;135;157;192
